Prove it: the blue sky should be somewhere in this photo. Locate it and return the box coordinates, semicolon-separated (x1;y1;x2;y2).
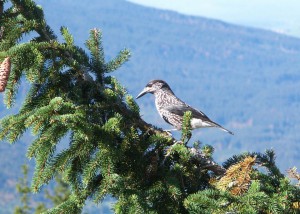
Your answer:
127;0;300;38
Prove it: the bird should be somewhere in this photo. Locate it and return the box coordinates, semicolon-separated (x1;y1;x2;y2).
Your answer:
136;79;234;135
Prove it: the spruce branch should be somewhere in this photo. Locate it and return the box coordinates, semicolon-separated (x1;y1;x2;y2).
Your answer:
105;48;131;72
213;156;256;196
11;0;56;41
181;110;192;144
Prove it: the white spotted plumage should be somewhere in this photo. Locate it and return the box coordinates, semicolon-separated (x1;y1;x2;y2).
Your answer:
136;80;234;135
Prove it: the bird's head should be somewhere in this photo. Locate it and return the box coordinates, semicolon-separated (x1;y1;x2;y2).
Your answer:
136;79;172;99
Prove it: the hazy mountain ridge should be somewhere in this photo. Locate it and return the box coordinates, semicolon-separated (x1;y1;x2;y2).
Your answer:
1;0;300;212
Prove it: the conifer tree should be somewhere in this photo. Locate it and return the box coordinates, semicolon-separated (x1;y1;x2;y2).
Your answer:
1;1;300;213
14;164;71;214
14;165;32;214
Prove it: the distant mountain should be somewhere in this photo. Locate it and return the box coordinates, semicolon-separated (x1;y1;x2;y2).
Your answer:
1;0;300;212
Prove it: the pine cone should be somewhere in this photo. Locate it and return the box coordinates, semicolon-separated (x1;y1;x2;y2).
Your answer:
0;57;11;92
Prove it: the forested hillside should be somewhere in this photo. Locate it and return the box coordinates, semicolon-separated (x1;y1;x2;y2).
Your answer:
36;0;300;169
1;0;300;212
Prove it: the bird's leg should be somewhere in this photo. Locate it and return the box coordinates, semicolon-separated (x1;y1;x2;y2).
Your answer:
184;133;192;145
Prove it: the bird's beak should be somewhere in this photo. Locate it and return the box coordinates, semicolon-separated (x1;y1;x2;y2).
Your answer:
136;87;150;99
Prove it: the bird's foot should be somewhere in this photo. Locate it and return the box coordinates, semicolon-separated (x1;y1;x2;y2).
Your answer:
185;135;191;146
181;132;192;146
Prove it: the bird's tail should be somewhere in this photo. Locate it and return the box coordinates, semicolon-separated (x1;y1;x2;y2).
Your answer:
207;121;234;135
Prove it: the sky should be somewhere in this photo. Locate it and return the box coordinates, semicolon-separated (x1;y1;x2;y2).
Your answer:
127;0;300;38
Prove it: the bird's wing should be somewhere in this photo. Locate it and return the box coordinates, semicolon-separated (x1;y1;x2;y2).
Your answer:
163;104;211;121
162;114;172;125
162;104;234;134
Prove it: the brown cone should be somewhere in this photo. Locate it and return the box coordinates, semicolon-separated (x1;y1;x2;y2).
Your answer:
0;57;11;92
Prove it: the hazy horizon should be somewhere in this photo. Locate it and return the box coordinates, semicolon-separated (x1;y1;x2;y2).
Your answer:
127;0;300;38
